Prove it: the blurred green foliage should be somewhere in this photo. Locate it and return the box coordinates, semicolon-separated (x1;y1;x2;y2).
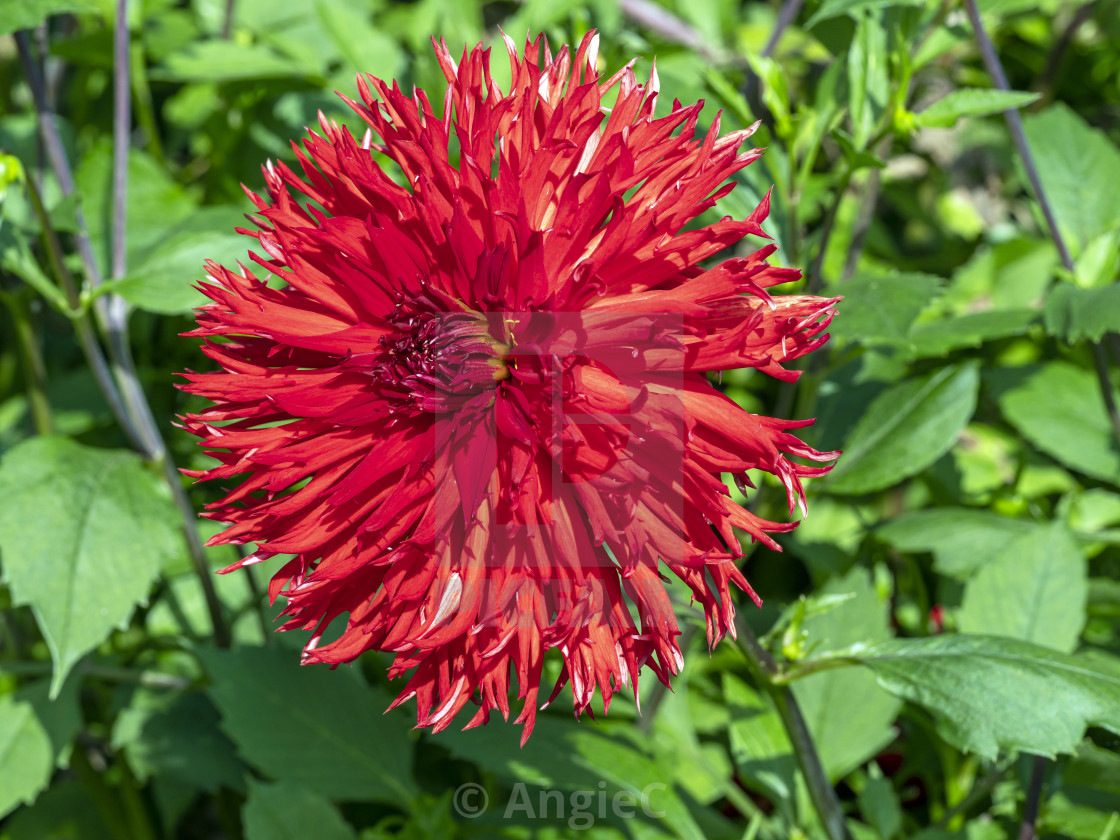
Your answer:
1;0;1120;838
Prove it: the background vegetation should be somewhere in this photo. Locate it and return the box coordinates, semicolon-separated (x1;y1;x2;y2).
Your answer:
1;0;1120;837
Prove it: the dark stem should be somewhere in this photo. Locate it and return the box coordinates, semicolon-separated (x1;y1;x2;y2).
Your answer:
618;0;732;65
762;0;806;58
112;0;129;283
1093;343;1120;441
222;0;236;39
964;0;1120;447
734;616;852;840
1017;755;1047;840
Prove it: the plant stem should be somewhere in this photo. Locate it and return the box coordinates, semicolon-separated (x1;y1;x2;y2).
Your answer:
23;174;141;447
2;290;54;435
1018;755;1047;840
16;22;232;649
734;616;852;840
762;0;806;58
964;0;1120;447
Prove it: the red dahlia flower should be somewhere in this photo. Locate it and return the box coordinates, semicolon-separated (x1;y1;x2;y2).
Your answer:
180;31;839;742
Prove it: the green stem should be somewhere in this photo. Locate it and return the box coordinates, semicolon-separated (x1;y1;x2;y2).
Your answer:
23;175;139;446
2;289;54;435
734;617;852;840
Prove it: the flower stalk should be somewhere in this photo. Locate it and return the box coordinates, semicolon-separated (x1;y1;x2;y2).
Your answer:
735;616;852;840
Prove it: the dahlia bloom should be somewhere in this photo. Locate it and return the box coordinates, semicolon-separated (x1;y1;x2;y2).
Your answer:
180;32;838;742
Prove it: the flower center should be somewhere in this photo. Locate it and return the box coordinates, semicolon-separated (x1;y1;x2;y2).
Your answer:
375;307;509;413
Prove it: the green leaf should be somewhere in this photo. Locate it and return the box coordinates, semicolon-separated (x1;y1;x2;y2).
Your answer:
1073;230;1120;289
114;227;253;314
876;508;1037;578
827;272;942;350
847;11;890;150
1044;283;1120;344
0;680;81;819
0;0;99;36
199;645;417;803
826;635;1120;759
74;143;197;279
806;0;924;28
791;568;902;782
436;716;710;840
243;780;356;840
907;309;1039;357
915;88;1041;128
825;363;980;494
995;362;1120;483
958;522;1088;651
111;688;246;792
0;437;180;695
857;766;902;840
726;674;797;809
153;40;319;82
1023;104;1120;251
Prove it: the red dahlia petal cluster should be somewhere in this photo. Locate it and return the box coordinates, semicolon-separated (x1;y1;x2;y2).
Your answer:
180;32;839;742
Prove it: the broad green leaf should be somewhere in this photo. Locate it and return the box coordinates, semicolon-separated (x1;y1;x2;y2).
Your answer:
937;238;1056;315
907;309;1038;357
0;680;80;819
315;0;404;83
436;715;710;840
915;88;1040;128
115;228;253;314
200;645;417;803
1044;283;1120;344
821;635;1120;759
0;0;99;36
111;688;246;792
74;143;197;279
806;0;924;28
0;437;180;695
243;781;356;840
725;674;797;812
1023;104;1120;251
827;272;942;350
825;363;980;494
153;40;318;82
958;523;1088;651
792;569;902;782
877;508;1037;578
847;11;889;150
995;363;1120;483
